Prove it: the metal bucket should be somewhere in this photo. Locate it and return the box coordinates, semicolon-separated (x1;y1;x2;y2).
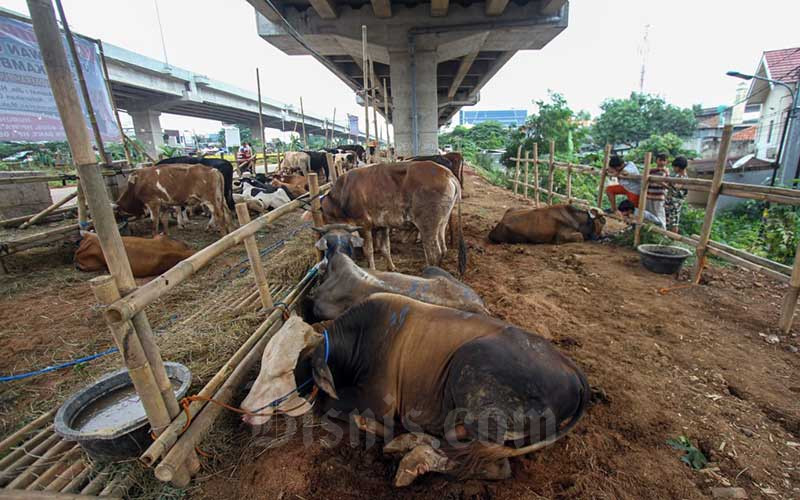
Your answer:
637;244;692;275
54;362;191;462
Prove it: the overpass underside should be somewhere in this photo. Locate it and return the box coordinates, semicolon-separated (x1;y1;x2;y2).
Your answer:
247;0;568;155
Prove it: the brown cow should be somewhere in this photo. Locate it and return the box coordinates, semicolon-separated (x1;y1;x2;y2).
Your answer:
320;161;465;274
74;232;194;277
488;204;606;244
270;174;308;198
116;164;232;236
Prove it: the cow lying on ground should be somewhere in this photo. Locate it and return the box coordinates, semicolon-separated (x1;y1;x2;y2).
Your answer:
320;161;465;274
75;231;193;277
240;294;589;486
116;164;233;236
309;225;486;319
240;176;291;210
156;156;235;210
271;174;307;199
488;204;606;244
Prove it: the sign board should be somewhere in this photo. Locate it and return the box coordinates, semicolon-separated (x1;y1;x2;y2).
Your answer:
348;114;359;136
0;14;120;142
224;126;241;147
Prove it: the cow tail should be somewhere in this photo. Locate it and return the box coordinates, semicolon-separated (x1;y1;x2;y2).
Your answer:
456;182;467;277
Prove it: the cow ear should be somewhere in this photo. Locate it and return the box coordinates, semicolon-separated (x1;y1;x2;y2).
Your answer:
311;347;338;399
315;237;328;251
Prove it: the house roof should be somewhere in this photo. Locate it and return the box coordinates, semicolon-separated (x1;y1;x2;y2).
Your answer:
731;126;756;142
690;155;773;175
747;47;800;105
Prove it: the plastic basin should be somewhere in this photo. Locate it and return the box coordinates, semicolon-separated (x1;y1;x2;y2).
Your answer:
637;244;692;275
54;362;191;462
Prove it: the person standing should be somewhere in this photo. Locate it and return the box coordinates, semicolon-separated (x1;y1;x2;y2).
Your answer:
646;153;668;228
665;156;689;233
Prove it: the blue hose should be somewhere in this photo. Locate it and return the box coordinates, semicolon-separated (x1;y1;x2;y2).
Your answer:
0;347;119;383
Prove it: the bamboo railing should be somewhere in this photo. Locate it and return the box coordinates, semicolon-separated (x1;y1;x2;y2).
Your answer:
507;125;800;333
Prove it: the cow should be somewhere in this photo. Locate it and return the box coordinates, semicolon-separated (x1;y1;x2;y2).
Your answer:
302;150;330;181
240;294;589;486
488;204;606;244
320;161;466;275
156;156;235;210
116;164;233;236
332;152;356;174
407;153;464;189
240;176;291;210
309;225;487;319
335;144;366;162
75;231;193;277
278;151;310;175
270;174;307;199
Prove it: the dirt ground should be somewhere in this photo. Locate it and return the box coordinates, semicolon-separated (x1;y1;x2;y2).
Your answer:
1;169;799;499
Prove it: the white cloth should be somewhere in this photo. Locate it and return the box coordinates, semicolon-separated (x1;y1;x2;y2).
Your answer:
634;207;666;229
619;162;641;194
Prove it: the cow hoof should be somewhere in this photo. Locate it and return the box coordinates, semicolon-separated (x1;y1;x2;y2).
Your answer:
384;433;438;455
393;444;452;487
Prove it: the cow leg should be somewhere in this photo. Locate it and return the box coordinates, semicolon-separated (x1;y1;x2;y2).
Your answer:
384;433;439;455
438;219;448;257
362;229;376;269
555;230;584;244
376;227;396;272
149;204;161;236
394;444;455;487
352;415;388;438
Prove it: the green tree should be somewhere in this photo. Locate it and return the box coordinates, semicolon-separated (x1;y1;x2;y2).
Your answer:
627;133;698;163
593;92;696;148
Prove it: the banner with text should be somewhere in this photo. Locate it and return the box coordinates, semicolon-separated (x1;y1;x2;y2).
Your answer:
0;14;119;142
347;114;359;136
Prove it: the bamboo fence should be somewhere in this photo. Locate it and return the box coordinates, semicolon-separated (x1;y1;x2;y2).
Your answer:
507;124;800;333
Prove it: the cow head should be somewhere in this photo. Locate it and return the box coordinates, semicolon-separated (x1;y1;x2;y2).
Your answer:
319;193;347;224
240;315;331;426
312;224;363;260
115;172;146;216
584;208;606;240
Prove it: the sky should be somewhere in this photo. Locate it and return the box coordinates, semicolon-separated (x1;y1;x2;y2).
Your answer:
2;0;799;135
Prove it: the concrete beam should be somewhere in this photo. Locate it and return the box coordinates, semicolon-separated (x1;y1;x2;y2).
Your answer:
370;0;391;18
308;0;338;19
431;0;449;17
539;0;567;15
246;0;284;23
485;0;510;16
448;51;480;98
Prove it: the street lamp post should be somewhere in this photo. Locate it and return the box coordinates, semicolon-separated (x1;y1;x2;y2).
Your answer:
726;70;800;187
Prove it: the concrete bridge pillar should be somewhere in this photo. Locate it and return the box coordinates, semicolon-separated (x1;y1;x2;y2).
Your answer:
390;49;439;157
130;109;164;159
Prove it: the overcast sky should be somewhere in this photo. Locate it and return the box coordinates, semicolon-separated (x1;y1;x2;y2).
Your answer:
2;0;799;135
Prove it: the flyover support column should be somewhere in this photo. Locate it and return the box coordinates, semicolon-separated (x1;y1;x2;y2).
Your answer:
390;49;438;156
130;109;164;159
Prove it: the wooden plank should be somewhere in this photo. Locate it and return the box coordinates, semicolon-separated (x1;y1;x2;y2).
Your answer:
308;0;338;18
431;0;449;16
512;145;521;195
370;0;391;17
0;491;112;500
486;0;510;16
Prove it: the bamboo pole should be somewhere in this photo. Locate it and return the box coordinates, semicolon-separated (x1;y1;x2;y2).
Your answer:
45;460;85;492
76;184;88;228
104;189;328;324
235;203;273;310
779;241;800;333
54;0;109;166
141;266;320;467
693;125;733;282
383;78;390;149
597;145;611;208
6;440;75;489
532;143;540;206
523;151;530;199
299;97;307;149
633;152;652;247
256;68;267;168
98;40;133;167
701;238;792;275
19;190;77;229
369;58;379;148
0;426;55;478
154;272;319;486
512;145;521;195
0;409;55;456
308;173;325;256
362;25;370;156
547;140;555;205
55;462;90;492
79;468;109;496
566;161;573;204
331;108;337;146
26;446;82;490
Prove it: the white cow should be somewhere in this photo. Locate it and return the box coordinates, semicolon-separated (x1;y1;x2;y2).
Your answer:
240;178;291;210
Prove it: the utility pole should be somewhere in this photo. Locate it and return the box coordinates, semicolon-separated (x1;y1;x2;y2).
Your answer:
638;24;650;93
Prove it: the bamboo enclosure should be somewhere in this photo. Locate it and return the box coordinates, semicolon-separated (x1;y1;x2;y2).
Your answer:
506;124;800;333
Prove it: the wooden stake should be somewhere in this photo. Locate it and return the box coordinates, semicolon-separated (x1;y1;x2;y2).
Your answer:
597;144;611;208
256;68;267;168
308;173;325;259
19;190;77;229
76;183;88;227
299;97;308;149
383;78;390;149
235;203;273;310
513;145;521;195
693;125;733;282
779;241;800;333
533;142;540;206
369;58;379;148
633;152;652;247
362;25;370;154
331;107;337;146
566;161;573;204
523;151;530;199
54;0;109;166
547;139;555;205
98;40;133;167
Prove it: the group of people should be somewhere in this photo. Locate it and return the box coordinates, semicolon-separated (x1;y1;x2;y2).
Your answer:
604;153;689;233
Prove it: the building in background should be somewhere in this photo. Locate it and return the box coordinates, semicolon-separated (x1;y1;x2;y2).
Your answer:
459;109;528;127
